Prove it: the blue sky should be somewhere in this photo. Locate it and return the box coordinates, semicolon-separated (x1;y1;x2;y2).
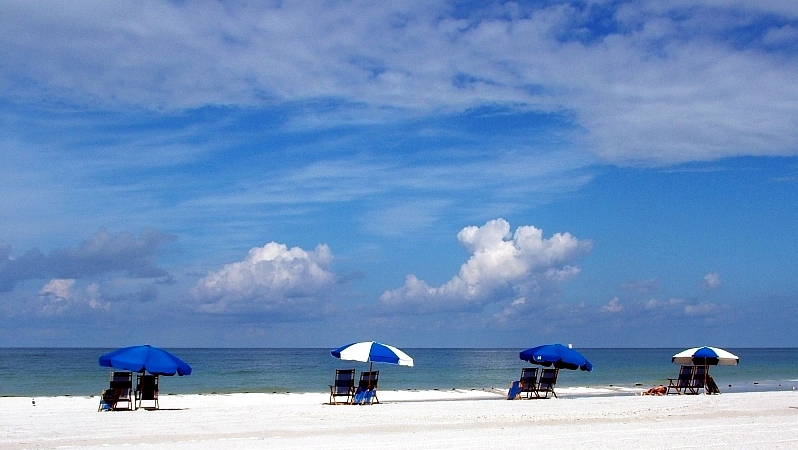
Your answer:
1;1;797;348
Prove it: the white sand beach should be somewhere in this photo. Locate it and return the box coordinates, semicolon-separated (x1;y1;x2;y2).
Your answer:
3;389;798;449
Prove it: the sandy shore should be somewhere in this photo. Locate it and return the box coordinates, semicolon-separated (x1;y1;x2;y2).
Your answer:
2;389;798;449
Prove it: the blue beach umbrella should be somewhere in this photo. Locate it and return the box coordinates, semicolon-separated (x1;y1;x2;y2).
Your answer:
672;346;739;366
519;343;593;371
99;345;192;376
331;341;414;371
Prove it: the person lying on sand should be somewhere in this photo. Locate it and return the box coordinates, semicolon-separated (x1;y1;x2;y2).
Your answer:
642;385;667;396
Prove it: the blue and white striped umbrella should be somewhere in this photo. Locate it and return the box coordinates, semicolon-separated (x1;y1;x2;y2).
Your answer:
330;341;414;367
672;346;739;366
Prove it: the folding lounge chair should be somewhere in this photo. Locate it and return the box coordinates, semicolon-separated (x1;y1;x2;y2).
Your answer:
705;374;721;395
507;381;521;400
329;369;356;405
136;374;159;410
666;365;694;395
518;367;539;399
353;370;379;405
98;371;133;411
689;365;708;395
98;388;119;411
535;368;558;398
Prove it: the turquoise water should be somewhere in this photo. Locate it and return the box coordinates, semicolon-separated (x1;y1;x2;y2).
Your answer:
1;348;796;397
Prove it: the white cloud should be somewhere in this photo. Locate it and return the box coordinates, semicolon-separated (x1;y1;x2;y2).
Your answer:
39;278;75;301
379;218;591;313
620;278;659;294
37;278;110;313
703;272;721;289
684;301;719;315
1;2;797;165
0;229;175;292
85;283;109;311
639;297;719;317
191;242;336;316
601;297;623;313
644;298;685;310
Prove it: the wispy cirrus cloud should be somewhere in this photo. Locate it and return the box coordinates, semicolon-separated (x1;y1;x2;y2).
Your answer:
620;278;659;294
1;1;797;346
2;1;797;165
601;296;721;319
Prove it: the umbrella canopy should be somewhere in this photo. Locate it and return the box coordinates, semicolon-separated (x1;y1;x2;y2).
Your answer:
331;341;414;367
99;345;192;376
519;344;593;371
672;346;739;366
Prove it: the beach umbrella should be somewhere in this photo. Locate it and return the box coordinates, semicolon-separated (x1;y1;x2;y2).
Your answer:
519;343;593;371
330;341;414;371
672;346;739;366
99;345;192;376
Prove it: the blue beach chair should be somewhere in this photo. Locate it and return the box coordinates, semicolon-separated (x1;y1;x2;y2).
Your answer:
689;365;707;394
666;365;694;395
135;374;159;410
98;371;133;411
328;368;356;405
353;370;379;405
519;367;539;399
535;368;558;398
507;380;521;400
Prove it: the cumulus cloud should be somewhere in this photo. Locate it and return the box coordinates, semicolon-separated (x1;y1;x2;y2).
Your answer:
191;242;336;317
703;272;721;290
0;229;176;292
601;297;624;313
39;278;75;301
37;279;110;314
379;219;592;313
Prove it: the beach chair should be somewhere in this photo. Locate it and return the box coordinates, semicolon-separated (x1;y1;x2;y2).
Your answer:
705;374;720;395
689;365;708;394
329;369;356;405
98;388;118;411
98;371;133;411
353;370;379;405
135;374;159;410
666;365;694;395
507;380;521;400
518;367;539;399
535;368;558;398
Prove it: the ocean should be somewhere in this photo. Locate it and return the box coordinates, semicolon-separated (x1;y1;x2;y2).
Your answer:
1;348;796;398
